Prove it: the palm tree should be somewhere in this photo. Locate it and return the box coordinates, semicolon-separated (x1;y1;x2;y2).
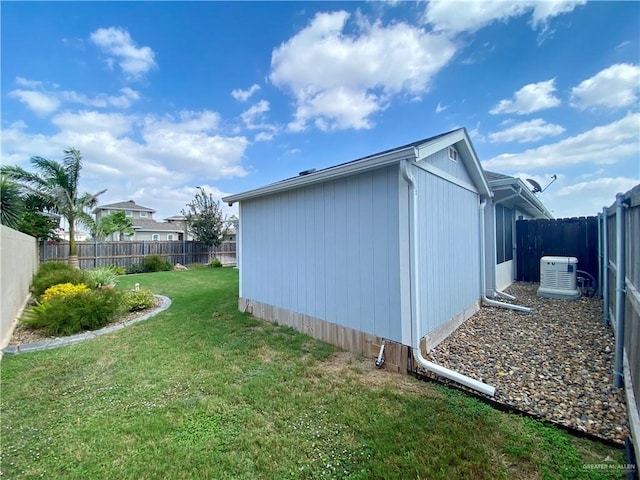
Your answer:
0;175;25;229
1;148;106;267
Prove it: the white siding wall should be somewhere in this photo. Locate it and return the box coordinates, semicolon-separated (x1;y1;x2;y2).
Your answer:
240;166;403;342
414;165;481;337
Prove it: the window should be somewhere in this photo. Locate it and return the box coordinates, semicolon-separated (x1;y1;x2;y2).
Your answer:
448;146;458;162
167;234;175;241
495;204;514;264
139;211;148;218
152;234;159;241
125;210;133;217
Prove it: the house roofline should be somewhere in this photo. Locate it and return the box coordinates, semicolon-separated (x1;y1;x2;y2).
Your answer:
490;177;553;219
223;128;492;204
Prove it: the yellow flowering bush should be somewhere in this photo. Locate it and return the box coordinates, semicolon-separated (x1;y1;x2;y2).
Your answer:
41;283;89;303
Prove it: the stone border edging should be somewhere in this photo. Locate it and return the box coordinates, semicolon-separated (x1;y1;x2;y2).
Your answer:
2;295;171;355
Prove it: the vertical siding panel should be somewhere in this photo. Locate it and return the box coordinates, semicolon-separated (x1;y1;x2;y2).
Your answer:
416;165;480;338
372;169;390;339
324;182;337;323
346;176;361;330
314;184;326;321
359;172;375;335
334;178;349;327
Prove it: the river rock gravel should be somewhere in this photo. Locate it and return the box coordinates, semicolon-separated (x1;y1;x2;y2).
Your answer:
423;282;630;445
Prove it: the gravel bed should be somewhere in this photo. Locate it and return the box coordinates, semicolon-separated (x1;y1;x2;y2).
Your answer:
423;282;630;445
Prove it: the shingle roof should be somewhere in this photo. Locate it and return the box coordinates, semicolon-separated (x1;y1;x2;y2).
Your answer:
132;219;186;232
95;200;155;213
484;171;513;181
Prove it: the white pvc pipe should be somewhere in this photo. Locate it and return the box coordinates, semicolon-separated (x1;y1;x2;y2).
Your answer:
400;160;496;397
479;199;531;313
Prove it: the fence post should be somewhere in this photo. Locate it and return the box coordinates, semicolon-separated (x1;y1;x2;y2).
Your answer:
597;213;602;299
613;193;626;388
602;207;610;326
94;237;98;268
183;238;186;265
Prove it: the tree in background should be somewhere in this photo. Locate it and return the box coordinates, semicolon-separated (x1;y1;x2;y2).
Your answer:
90;211;134;241
1;148;106;266
182;187;227;263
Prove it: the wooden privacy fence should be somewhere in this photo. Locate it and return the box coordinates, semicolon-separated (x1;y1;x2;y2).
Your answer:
40;240;236;270
516;216;598;282
600;184;640;460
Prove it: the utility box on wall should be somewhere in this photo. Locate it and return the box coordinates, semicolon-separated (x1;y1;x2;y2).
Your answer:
537;256;581;300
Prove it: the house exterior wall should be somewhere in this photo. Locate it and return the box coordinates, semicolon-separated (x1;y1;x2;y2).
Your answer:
413;163;481;340
240;165;403;342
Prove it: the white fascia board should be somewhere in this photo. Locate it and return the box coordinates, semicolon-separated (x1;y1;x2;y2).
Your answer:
223;146;418;204
416;129;492;198
490;178;552;219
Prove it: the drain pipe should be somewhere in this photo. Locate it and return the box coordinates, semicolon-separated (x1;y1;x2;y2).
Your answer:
479;199;531;313
602;206;610;326
597;212;602;299
613;193;627;388
375;342;385;368
400;160;496;397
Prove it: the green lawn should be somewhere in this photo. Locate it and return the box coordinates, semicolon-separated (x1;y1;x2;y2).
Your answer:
1;268;625;479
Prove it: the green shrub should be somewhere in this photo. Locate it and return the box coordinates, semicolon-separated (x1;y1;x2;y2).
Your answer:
110;265;127;275
209;258;223;268
22;288;125;336
31;262;89;299
143;255;172;272
123;288;157;312
86;267;119;288
126;263;145;274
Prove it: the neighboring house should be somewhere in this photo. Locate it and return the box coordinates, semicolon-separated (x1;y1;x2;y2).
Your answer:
93;201;188;241
224;128;548;385
484;171;553;294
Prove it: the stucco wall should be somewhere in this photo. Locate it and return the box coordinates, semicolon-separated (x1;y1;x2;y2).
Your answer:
1;225;38;348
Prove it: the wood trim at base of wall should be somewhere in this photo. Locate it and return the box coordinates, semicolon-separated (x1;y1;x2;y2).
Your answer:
423;301;481;353
239;298;409;374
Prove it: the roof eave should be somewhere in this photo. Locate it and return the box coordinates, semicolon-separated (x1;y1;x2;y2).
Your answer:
223;146;419;204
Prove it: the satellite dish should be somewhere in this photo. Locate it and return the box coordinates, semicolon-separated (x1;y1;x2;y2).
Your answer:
526;178;542;193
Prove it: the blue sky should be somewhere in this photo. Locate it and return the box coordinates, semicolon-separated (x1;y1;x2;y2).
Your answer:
1;1;638;223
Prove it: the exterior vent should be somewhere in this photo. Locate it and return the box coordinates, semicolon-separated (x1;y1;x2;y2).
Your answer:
537;256;580;300
299;168;316;176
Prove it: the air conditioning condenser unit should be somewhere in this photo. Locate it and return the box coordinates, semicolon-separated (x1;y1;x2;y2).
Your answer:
537;256;580;300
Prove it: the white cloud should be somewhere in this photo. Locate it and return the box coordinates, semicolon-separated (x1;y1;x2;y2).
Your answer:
424;0;585;34
51;110;135;137
570;63;640;110
8;78;141;114
1;108;249;219
8;89;60;116
488;118;566;143
254;132;274;142
270;11;456;131
90;27;157;79
435;102;448;114
483;113;640;170
231;84;261;102
548;176;639;217
490;79;561;115
240;100;272;130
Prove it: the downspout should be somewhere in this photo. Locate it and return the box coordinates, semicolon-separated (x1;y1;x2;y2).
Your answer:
613;193;627;388
602;206;610;326
479;199;531;313
400;159;496;397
